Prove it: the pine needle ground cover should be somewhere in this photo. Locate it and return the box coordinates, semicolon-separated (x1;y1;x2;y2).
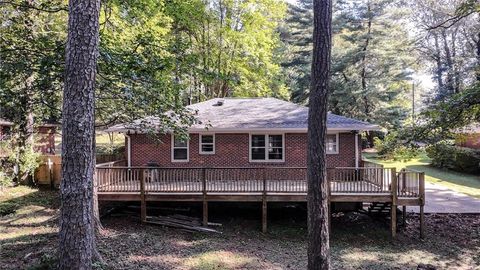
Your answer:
1;186;479;269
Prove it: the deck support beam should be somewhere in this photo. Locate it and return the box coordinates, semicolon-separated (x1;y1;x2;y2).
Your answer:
390;168;397;239
402;205;406;227
202;168;208;226
262;169;267;233
328;202;332;235
262;199;267;233
420;205;425;239
140;171;147;222
419;172;425;239
203;201;208;226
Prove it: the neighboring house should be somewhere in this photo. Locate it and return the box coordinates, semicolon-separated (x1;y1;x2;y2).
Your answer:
0;118;57;155
107;98;379;168
455;125;480;150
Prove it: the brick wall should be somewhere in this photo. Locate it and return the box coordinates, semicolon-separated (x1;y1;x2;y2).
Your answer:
34;126;57;155
456;133;480;150
130;132;359;168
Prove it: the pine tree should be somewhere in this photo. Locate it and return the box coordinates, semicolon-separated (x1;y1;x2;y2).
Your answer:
59;0;100;268
282;0;414;131
280;0;313;103
308;1;332;268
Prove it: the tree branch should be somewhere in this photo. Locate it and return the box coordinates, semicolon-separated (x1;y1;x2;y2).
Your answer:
0;1;67;13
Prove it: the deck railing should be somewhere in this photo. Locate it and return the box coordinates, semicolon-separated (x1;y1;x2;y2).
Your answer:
95;164;424;199
327;167;394;194
397;168;424;198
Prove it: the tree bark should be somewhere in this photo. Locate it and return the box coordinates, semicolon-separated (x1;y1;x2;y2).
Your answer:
59;0;100;269
307;0;332;269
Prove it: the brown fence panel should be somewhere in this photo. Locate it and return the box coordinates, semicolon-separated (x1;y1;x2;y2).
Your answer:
35;155;62;186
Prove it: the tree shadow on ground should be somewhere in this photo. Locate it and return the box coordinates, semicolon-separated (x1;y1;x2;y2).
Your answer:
0;187;59;269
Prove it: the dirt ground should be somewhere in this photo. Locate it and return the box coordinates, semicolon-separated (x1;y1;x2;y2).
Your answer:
1;187;479;270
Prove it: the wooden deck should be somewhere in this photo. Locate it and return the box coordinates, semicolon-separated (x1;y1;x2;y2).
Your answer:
95;162;425;238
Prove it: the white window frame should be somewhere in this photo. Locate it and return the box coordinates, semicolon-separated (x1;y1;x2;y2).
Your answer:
249;133;285;163
199;134;215;155
171;134;189;162
326;133;339;155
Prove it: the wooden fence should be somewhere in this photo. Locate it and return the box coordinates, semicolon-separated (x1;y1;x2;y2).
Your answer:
35;155;62;186
34;154;126;187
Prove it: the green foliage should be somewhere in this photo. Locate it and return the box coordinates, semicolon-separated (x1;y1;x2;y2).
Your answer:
8;144;41;183
281;0;413;129
0;138;40;186
278;0;313;103
426;141;480;174
416;83;480;142
373;133;419;161
1;0;288;139
96;145;125;156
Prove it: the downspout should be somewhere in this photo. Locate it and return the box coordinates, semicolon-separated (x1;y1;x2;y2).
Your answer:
354;131;359;168
125;133;131;167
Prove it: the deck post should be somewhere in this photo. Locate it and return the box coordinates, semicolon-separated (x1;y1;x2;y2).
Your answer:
262;168;267;233
402;205;407;227
419;172;425;239
202;168;208;226
390;168;397;239
140;169;147;222
327;170;332;235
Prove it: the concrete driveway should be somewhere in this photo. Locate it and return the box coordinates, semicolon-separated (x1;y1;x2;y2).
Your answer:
407;182;480;213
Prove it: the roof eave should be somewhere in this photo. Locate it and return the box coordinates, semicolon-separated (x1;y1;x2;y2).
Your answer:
107;125;382;134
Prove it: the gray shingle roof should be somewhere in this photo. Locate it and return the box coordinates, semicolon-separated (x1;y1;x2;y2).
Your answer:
187;98;378;131
107;98;379;133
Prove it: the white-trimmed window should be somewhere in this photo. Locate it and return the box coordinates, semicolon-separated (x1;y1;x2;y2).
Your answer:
326;134;339;154
250;134;284;162
199;134;215;154
172;135;189;162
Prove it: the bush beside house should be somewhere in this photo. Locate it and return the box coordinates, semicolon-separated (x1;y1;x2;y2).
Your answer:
426;141;480;174
373;133;419;161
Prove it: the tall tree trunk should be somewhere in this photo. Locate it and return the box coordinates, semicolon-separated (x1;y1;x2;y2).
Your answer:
361;1;372;121
441;29;455;95
307;0;332;269
433;33;444;96
361;1;373;148
476;17;480;82
59;0;100;269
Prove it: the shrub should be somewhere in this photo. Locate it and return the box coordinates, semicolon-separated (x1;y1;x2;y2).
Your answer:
0;139;41;186
426;141;480;174
96;144;125;155
374;133;419;161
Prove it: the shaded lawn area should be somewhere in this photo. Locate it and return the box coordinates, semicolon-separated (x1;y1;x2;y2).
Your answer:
1;187;480;269
363;152;480;199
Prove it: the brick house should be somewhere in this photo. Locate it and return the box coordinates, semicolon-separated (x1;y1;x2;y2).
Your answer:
107;98;379;168
455;125;480;150
100;98;427;237
0;118;57;155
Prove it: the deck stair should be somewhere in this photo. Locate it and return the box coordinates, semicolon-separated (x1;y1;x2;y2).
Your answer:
367;202;392;216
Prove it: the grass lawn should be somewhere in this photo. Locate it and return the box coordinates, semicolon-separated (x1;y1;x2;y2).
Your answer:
363;152;480;199
54;133;125;155
1;186;480;269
